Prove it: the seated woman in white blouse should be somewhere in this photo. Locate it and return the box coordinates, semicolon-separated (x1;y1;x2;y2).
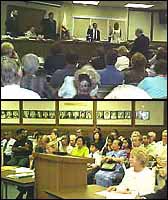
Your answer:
115;46;130;71
107;147;155;196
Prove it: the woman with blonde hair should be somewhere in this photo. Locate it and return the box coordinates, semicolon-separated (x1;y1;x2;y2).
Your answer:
115;46;129;71
107;147;155;196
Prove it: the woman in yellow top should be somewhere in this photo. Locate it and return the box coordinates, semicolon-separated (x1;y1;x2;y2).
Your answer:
71;136;89;157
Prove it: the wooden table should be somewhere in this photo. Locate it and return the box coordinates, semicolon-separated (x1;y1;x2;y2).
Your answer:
46;185;106;199
1;169;34;199
1;39;127;60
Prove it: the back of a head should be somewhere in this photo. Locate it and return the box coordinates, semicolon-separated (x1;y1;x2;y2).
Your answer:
105;49;118;66
22;53;39;74
118;46;128;56
131;52;147;69
65;52;79;65
135;28;143;36
154;59;167;75
74;64;100;88
1;56;21;86
1;42;14;57
104;84;152;99
156;47;167;60
50;42;63;56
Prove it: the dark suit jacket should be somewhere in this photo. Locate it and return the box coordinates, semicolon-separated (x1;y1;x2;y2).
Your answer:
90;29;100;41
41;18;56;40
5;16;19;36
130;34;150;59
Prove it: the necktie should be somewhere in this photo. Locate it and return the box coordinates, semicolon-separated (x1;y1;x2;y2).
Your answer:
94;30;96;40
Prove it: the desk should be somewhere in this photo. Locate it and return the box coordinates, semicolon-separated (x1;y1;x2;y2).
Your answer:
1;169;34;199
1;39;127;60
46;185;106;199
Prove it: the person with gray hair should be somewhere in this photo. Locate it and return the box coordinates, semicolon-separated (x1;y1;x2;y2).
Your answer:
129;28;150;59
20;53;54;98
1;56;41;99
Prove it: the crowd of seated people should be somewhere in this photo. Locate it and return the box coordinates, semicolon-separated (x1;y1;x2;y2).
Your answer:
1;39;167;99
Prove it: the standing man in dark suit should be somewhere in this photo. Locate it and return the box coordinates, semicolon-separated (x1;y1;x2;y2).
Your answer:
41;12;57;40
5;9;19;37
90;23;100;41
129;28;150;59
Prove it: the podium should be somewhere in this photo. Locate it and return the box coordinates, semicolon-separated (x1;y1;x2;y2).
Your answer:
34;153;94;199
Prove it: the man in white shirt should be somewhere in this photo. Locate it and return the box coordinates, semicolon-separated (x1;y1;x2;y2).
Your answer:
87;142;102;184
1;131;16;165
1;56;41;99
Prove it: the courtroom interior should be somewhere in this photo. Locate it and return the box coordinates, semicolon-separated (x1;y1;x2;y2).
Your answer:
1;1;167;99
1;100;167;199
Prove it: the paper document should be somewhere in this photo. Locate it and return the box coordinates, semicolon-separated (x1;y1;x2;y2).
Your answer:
7;172;34;179
96;190;136;199
15;167;34;173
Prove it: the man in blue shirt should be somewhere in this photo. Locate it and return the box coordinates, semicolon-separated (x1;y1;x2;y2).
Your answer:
97;50;124;85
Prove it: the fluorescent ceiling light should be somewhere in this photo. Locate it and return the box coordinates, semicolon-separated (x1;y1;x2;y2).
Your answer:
125;3;154;8
73;1;100;5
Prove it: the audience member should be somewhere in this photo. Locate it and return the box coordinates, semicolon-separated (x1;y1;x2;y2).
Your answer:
50;52;78;89
132;135;143;148
101;135;114;156
107;147;155;196
92;129;105;151
1;131;16;165
21;53;54;98
115;46;129;71
44;42;65;75
71;136;89;157
97;49;124;85
76;129;91;148
138;59;167;98
74;64;100;99
110;129;120;140
104;84;152;99
49;128;59;143
87;143;102;184
7;129;33;167
46;141;57;154
142;135;149;148
95;139;127;187
156;130;167;158
1;42;19;61
123;52;147;84
1;56;41;99
129;28;150;59
67;134;77;154
56;135;69;153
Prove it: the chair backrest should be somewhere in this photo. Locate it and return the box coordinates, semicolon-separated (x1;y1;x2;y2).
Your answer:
97;84;117;98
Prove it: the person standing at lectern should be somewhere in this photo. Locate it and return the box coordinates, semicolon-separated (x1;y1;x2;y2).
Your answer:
5;9;19;37
41;12;57;40
90;23;100;41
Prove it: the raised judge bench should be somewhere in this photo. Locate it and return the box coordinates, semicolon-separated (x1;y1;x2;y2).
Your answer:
33;153;105;199
1;38;127;60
